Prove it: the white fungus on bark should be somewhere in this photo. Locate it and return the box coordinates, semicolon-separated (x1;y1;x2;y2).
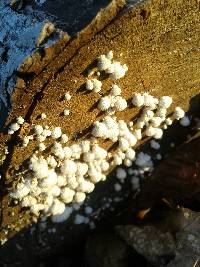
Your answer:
86;78;102;92
34;125;43;135
132;93;144;107
109;62;128;80
165;118;173;125
98;96;112;111
8;122;20;135
64;92;71;101
51;207;73;223
17;116;25;125
61;134;68;143
51;127;62;139
63;109;70;116
10;50;191;224
41;113;47;119
110;84;121;96
97;54;112;71
97;52;128;80
114;96;127;111
173;107;185;120
23;136;33;147
38;143;46;151
158;96;172;109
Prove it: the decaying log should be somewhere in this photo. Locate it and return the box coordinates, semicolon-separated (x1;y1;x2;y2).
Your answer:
0;0;200;266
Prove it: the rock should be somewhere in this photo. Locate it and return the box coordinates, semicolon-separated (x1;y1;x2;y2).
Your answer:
167;208;200;267
85;231;129;267
117;208;200;267
117;224;175;266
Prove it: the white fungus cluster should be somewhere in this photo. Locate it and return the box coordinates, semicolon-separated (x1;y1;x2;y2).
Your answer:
135;152;153;171
86;78;102;93
98;85;127;113
10;51;191;224
113;95;189;195
92;116;137;167
97;51;128;80
131;93;179;139
86;51;128;92
92;88;185;167
116;155;154;194
8;116;24;135
132;93;159;109
10;124;111;221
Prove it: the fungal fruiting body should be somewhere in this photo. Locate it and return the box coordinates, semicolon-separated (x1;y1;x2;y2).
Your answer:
86;78;102;92
180;116;190;126
9;51;191;224
173;107;185;120
64;92;71;101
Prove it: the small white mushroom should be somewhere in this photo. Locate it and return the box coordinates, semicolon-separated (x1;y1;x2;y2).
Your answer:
109;62;128;80
132;93;144;107
97;55;112;71
74;192;86;203
114;183;122;192
114;96;127;111
64;92;71;101
51;207;73;223
110;85;121;96
60;188;75;204
17;116;24;125
173;107;185;120
158;96;172;109
41;113;46;119
38;143;46;151
180;116;190;126
63;109;70;116
150;140;160;150
98;96;112;111
51;127;62;139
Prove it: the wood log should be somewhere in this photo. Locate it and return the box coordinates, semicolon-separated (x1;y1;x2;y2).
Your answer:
0;0;199;265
